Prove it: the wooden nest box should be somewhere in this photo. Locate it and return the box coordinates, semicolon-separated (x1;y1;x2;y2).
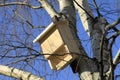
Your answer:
33;20;80;70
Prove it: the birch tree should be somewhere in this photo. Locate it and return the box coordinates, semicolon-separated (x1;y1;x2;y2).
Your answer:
0;0;120;80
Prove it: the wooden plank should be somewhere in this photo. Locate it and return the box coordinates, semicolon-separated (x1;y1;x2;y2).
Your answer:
56;45;74;70
56;54;73;70
57;21;80;55
41;26;64;58
47;45;75;70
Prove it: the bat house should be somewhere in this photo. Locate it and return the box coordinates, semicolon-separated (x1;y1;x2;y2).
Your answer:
33;20;80;70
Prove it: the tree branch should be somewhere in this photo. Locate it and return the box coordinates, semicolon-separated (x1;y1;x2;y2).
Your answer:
26;20;46;28
107;31;120;40
105;16;120;31
100;17;120;79
6;6;45;29
0;2;43;9
113;49;120;66
73;0;94;36
38;0;59;17
73;0;94;20
92;0;101;16
0;65;44;80
108;38;115;80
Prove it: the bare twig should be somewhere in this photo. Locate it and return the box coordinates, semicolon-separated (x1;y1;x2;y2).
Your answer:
26;21;46;28
105;16;120;31
7;6;45;28
3;43;40;53
92;0;101;16
0;2;43;9
115;75;120;80
100;32;106;79
108;38;115;80
38;0;59;17
100;17;120;79
107;31;120;40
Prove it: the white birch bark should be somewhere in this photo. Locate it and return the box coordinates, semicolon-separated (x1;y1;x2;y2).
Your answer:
74;0;94;36
38;0;59;17
58;0;100;80
74;0;110;79
113;49;120;65
0;65;44;80
59;0;76;27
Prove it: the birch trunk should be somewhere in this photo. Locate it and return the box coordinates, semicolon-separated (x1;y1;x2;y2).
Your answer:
58;0;100;80
74;0;110;79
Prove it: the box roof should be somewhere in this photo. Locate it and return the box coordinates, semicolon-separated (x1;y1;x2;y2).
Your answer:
33;22;55;43
33;20;68;43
